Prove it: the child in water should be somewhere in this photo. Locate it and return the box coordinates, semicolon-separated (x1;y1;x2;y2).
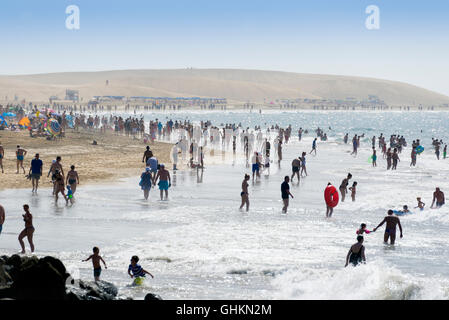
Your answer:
128;255;154;285
372;148;377;167
349;181;357;202
415;197;425;211
356;223;371;235
82;247;107;282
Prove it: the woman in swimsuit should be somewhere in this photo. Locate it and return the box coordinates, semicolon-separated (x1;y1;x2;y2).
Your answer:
18;204;35;253
239;174;250;212
54;170;68;204
66;165;80;194
345;236;366;267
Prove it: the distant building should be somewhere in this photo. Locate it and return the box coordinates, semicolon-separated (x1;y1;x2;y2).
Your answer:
65;89;80;102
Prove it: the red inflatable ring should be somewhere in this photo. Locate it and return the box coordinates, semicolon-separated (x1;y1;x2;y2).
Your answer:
324;185;339;208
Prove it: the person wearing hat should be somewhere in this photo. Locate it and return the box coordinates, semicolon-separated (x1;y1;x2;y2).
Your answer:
140;167;153;200
154;164;171;200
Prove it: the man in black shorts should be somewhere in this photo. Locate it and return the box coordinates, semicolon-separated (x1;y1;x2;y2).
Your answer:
291;157;301;182
373;209;403;245
281;176;294;214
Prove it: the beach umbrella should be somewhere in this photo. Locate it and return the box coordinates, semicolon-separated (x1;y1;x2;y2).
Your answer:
2;112;16;117
18;117;30;127
0;115;7;126
47;119;61;136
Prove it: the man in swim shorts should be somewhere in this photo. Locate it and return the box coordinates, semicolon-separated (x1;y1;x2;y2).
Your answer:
142;146;153;165
29;153;43;193
281;176;294;214
431;187;445;208
154;164;171;200
373;209;403;245
291;157;301;182
16;145;27;174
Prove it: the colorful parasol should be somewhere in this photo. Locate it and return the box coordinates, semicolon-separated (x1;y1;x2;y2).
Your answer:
19;117;30;127
47;119;61;136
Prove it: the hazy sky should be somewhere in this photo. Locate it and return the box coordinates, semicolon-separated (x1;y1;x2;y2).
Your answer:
1;0;448;96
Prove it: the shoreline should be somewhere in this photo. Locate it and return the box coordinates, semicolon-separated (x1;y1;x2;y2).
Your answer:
0;129;173;191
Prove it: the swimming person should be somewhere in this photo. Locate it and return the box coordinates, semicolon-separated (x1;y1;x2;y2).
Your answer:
82;246;107;282
431;187;445;208
18;204;35;254
239;174;250;211
281;176;294;214
345;236;366;267
356;223;371;235
415;197;425;210
154;164;171;200
373;209;403;245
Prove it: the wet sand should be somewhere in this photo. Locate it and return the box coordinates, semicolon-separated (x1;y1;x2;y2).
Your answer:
0;129;173;190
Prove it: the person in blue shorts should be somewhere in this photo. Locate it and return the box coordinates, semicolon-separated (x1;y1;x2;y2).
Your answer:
154;164;171;200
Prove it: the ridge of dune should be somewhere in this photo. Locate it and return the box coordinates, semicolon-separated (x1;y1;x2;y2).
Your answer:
0;69;448;106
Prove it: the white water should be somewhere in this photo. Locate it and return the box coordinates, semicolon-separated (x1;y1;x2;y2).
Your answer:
2;111;449;300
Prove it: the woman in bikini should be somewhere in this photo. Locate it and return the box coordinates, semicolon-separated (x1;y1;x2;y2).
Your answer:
18;204;35;253
239;174;250;212
66;165;80;195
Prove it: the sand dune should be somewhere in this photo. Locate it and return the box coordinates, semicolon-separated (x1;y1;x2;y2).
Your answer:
1;69;448;106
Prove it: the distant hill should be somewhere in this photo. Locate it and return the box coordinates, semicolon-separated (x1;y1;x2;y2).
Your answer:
0;69;448;106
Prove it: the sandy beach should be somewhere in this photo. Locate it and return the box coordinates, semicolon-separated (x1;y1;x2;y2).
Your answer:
0;129;173;190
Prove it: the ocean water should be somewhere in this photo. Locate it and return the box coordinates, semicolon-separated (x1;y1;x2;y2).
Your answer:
1;110;449;300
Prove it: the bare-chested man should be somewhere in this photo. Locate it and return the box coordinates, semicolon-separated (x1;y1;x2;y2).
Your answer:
431;187;445;208
16;145;27;174
239;174;250;211
291;157;301;182
0;143;4;173
142;146;153;165
154;164;171;200
48;156;64;195
373;209;403;245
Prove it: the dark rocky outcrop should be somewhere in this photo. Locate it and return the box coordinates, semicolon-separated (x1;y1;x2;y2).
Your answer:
0;255;160;300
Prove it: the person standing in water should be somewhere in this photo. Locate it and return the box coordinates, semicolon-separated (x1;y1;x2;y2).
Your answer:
66;165;80;195
281;176;294;214
310;138;317;155
339;173;352;202
345;236;366;267
154;164;171;200
277;139;283;165
372;148;377;167
82;247;107;282
29;153;43;193
349;181;357;202
18;204;35;253
300;152;308;177
16;145;27;174
239;174;250;211
140;167;153;200
431;187;445;208
373;209;403;245
291;157;301;182
392;148;400;170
